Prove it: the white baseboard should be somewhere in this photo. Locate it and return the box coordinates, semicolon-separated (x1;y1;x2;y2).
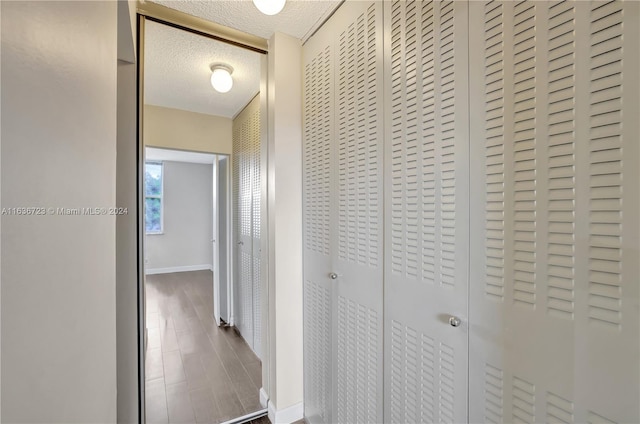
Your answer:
267;401;303;424
259;387;269;409
145;264;213;275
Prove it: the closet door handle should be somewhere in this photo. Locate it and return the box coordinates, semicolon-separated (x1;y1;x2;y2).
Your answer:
449;316;462;327
238;241;244;246
329;272;338;280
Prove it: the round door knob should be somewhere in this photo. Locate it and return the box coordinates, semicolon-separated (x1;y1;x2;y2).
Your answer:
449;316;462;327
329;272;338;280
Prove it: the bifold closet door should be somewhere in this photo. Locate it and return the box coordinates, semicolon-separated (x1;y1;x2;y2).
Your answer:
469;1;639;422
333;2;384;423
233;117;254;350
302;15;334;424
249;103;262;358
303;1;384;423
232;104;261;358
383;1;470;422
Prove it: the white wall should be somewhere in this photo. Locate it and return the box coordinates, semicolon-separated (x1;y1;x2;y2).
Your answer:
266;32;304;420
116;60;139;423
1;1;117;422
144;104;233;154
145;161;213;273
116;2;140;423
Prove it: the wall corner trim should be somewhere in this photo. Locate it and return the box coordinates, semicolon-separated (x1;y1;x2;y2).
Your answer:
259;387;269;409
267;401;303;424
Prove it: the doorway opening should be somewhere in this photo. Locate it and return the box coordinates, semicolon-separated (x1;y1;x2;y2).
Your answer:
139;14;267;424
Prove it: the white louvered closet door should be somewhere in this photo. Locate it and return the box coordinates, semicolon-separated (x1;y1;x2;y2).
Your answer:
232;104;262;357
302;17;334;424
383;1;470;422
233;116;253;350
332;2;385;423
249;104;262;359
303;1;385;423
469;1;639;422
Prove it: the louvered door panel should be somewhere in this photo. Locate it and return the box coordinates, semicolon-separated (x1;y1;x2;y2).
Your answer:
250;103;262;358
469;1;640;422
232;98;262;356
302;19;334;424
232;121;241;301
239;249;253;344
232;119;244;333
332;2;384;423
234;112;253;350
383;1;470;422
251;254;261;357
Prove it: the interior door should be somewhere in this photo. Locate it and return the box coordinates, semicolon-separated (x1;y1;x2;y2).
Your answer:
468;1;640;422
214;155;231;325
331;2;385;423
383;1;470;422
215;156;231;324
212;155;221;325
234;119;254;347
302;15;335;424
302;2;385;422
250;101;262;359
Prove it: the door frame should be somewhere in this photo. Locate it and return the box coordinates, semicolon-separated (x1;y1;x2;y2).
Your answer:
213;154;233;327
135;9;270;423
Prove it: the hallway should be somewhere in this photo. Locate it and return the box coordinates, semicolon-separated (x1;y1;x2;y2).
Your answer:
145;271;262;424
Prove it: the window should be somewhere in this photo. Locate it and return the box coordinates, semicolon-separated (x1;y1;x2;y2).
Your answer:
145;161;163;234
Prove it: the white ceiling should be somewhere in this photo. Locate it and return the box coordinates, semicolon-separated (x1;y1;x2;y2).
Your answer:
149;0;342;40
144;20;262;118
146;147;217;164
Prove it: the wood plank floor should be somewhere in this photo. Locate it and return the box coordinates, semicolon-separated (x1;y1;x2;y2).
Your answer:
145;270;264;424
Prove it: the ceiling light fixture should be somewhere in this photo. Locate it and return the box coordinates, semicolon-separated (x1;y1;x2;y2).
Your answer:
252;0;286;16
210;64;234;93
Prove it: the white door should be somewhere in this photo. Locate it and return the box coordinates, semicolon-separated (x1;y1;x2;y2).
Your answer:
383;1;470;422
303;2;385;423
332;2;385;423
469;1;640;422
214;156;231;324
234;118;255;349
249;103;262;358
304;1;639;422
232;99;262;357
303;16;335;424
212;155;221;325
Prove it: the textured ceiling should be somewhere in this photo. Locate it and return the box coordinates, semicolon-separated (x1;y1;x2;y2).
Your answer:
149;0;342;40
144;20;262;118
144;0;343;118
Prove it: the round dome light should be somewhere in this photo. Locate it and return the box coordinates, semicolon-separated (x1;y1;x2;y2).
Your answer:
252;0;286;16
210;64;233;93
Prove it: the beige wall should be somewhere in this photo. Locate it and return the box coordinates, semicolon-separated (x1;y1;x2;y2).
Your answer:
145;161;213;272
1;1;117;421
144;104;232;154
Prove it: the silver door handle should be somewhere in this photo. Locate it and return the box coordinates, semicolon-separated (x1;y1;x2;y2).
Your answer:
449;316;461;327
238;241;244;246
329;272;338;280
